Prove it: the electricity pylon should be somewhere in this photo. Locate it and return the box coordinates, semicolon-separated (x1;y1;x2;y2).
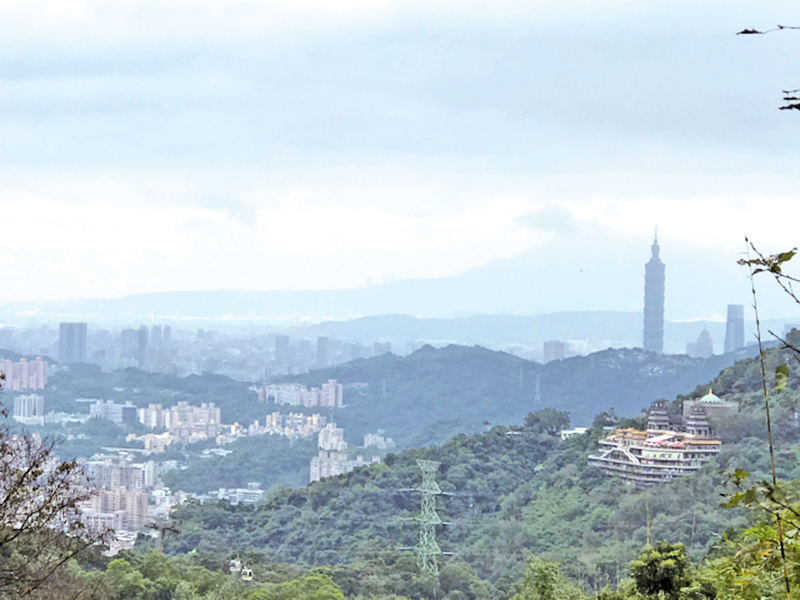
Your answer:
415;459;443;576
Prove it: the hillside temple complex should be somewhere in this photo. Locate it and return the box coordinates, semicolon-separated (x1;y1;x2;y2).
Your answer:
588;390;737;486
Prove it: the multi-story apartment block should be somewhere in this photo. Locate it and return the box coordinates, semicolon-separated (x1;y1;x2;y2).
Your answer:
138;401;221;430
86;459;147;492
217;482;264;505
310;450;351;482
142;433;172;453
138;404;164;428
310;452;379;483
363;432;395;450
0;357;47;390
81;487;149;532
260;380;343;408
318;422;347;452
309;421;372;483
261;383;305;405
265;412;326;438
13;393;45;426
320;380;343;407
90;400;138;426
302;387;321;407
138;401;221;444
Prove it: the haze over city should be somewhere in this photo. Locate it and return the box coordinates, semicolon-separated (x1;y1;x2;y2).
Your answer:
3;3;800;599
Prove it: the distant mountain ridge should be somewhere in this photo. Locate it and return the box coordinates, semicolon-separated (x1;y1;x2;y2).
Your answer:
303;312;786;355
1;231;791;326
284;343;759;445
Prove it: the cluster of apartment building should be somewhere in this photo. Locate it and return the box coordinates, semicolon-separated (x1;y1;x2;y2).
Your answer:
309;422;379;483
80;487;149;533
0;357;47;390
11;393;89;427
78;459;152;535
83;399;230;447
85;458;156;491
258;380;343;408
79;456;188;547
588;390;737;486
265;412;326;438
138;402;222;443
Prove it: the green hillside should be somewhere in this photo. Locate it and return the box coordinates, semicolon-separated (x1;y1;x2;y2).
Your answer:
283;344;757;445
37;343;751;462
161;337;800;598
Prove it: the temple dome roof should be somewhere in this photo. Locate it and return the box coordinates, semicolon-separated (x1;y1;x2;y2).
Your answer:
698;390;723;404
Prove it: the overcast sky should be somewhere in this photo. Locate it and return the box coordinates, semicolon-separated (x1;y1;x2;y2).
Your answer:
2;0;800;314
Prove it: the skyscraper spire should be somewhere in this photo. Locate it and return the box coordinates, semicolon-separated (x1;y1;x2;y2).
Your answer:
643;230;665;353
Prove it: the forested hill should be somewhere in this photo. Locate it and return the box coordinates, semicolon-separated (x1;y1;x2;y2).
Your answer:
283;344;757;445
42;343;756;454
164;337;800;598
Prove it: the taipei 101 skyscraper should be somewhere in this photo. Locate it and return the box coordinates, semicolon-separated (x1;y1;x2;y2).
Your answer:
643;230;665;353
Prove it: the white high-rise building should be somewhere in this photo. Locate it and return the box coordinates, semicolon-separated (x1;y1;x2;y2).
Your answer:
318;422;347;451
13;394;44;426
320;380;344;407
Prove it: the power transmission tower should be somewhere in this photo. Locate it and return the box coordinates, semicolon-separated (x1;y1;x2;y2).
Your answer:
146;515;180;553
415;459;443;576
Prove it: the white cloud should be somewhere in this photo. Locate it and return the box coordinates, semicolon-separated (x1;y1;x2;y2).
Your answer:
1;0;799;307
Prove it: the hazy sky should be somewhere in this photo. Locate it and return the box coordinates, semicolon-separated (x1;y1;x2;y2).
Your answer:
2;0;800;308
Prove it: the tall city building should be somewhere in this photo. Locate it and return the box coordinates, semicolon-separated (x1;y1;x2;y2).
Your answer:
316;337;329;367
150;325;162;350
138;327;148;365
643;231;665;353
274;335;290;363
59;322;87;364
543;340;567;363
121;328;148;367
724;304;745;353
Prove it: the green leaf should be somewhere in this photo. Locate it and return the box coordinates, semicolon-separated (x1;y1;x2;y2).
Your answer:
775;363;790;393
724;491;745;508
742;488;759;505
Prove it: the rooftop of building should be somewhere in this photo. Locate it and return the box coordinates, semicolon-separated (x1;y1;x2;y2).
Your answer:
696;389;724;404
603;427;721;446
